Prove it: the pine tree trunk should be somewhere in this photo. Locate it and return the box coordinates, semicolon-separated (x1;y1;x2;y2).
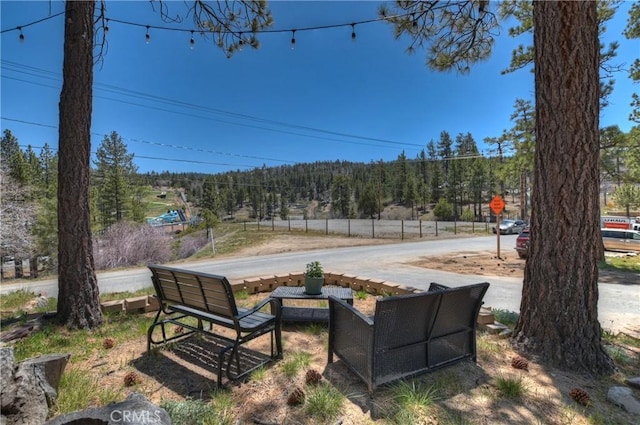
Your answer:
56;0;102;329
513;1;613;374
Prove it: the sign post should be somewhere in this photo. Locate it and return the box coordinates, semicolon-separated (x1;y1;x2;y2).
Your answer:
489;195;506;258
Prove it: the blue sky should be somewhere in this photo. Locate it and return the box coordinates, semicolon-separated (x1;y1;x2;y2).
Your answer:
1;1;637;174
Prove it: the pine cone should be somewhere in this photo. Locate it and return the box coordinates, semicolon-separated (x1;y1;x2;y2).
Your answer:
123;371;139;387
511;356;529;371
305;369;322;386
102;337;115;349
286;387;305;406
570;388;591;406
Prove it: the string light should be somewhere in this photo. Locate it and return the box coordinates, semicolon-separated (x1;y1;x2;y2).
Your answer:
4;10;420;51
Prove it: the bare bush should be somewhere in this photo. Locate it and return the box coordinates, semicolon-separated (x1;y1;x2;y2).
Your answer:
93;222;173;270
176;232;208;258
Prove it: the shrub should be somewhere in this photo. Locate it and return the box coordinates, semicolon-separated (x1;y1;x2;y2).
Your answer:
93;221;172;269
433;199;454;220
175;232;209;258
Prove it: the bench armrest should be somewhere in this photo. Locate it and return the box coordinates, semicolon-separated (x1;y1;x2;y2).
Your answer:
237;296;281;321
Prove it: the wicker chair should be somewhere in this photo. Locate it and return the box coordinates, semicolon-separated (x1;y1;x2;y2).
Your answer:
327;281;490;392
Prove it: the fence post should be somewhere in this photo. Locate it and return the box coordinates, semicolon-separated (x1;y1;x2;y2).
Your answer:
14;259;23;279
419;219;423;238
272;217;274;231
401;219;404;240
435;220;438;237
288;217;291;231
472;221;475;233
305;219;308;233
326;218;329;235
348;219;351;237
454;218;457;235
371;218;375;238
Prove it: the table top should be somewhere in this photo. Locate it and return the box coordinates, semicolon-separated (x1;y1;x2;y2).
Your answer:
270;286;353;301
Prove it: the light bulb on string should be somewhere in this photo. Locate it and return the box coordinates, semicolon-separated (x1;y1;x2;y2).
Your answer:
18;26;24;43
238;32;244;51
351;23;356;41
104;19;109;34
290;30;296;50
189;30;195;49
145;26;150;44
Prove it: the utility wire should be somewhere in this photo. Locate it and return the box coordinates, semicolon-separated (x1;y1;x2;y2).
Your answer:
2;60;425;150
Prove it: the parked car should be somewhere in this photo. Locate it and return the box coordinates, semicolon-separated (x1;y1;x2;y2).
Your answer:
493;219;527;235
602;228;640;253
515;227;530;259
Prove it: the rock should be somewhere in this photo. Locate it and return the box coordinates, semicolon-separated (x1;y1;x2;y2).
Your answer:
45;392;171;425
626;377;640;390
0;347;71;425
607;386;640;415
20;353;70;405
0;347;15;395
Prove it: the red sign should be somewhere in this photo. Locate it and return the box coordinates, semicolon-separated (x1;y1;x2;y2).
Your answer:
601;217;631;229
489;195;505;215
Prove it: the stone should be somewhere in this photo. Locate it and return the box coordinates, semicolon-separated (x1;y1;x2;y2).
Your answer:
20;353;71;405
1;347;70;425
626;377;640;390
607;386;640;415
0;347;71;425
0;347;15;395
45;392;171;425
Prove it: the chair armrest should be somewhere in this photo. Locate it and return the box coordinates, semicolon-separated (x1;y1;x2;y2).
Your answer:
428;282;449;292
328;296;374;386
329;296;374;326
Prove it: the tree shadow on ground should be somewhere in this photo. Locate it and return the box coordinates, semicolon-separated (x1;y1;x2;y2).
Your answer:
323;359;493;420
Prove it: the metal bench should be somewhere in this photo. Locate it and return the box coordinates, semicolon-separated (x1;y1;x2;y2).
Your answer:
328;281;490;392
147;264;282;387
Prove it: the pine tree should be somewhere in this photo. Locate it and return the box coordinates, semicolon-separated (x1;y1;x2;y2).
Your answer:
94;131;137;229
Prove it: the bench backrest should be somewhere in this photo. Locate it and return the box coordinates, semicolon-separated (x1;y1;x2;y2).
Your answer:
370;282;489;384
148;264;238;318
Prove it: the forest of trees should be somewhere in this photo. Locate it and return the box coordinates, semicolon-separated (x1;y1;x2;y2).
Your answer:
2;120;638;268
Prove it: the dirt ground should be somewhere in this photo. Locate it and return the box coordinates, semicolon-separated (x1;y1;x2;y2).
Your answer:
70;292;638;425
7;234;640;424
56;235;637;424
221;233;640;285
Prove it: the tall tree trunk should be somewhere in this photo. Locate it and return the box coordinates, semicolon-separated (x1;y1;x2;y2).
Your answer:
513;1;613;374
57;0;102;329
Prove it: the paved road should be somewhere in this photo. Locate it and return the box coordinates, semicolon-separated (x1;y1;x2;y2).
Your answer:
2;235;638;334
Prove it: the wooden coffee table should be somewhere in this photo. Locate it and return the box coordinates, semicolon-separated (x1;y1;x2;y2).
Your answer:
270;286;353;323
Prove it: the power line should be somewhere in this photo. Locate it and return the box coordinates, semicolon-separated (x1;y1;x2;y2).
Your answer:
0;116;296;168
1;60;425;150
